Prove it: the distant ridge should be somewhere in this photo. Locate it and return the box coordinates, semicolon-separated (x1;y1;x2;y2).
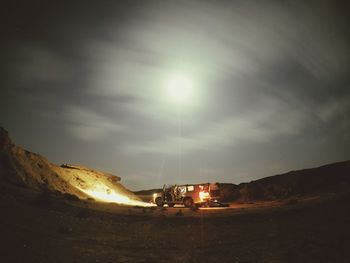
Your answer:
217;160;350;202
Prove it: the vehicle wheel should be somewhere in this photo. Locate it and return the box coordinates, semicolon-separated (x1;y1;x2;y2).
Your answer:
155;197;164;207
183;197;193;208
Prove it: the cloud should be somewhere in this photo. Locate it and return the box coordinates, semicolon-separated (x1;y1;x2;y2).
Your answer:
80;0;350;129
124;100;307;155
62;105;123;141
16;45;73;84
317;95;350;122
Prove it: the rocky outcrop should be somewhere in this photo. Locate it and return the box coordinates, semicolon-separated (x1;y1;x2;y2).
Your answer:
0;127;83;195
0;127;139;201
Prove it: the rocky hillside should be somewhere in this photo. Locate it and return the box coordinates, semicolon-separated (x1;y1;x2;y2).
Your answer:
0;127;140;202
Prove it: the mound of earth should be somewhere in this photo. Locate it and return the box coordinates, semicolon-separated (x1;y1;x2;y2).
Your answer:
0;127;140;202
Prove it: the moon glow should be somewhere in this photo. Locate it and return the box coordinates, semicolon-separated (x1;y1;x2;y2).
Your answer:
164;73;196;105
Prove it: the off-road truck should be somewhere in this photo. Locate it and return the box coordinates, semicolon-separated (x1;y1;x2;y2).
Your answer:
153;183;221;208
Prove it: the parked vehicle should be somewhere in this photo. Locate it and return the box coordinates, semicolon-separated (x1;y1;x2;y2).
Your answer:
152;183;221;207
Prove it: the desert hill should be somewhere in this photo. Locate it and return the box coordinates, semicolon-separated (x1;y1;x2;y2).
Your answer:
219;160;350;202
0;127;141;203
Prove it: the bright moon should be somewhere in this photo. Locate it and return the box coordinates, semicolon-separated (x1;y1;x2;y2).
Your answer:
165;73;195;105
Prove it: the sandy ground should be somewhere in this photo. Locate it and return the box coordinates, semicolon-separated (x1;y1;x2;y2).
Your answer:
1;184;350;263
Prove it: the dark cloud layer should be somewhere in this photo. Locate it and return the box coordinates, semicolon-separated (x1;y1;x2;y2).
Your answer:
1;0;350;190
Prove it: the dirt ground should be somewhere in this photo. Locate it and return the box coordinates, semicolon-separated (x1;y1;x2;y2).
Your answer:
1;184;350;263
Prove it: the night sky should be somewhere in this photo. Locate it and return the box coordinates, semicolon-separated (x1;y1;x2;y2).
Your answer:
1;0;350;190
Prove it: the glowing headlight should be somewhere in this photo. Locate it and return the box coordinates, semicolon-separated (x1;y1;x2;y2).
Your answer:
199;191;210;201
